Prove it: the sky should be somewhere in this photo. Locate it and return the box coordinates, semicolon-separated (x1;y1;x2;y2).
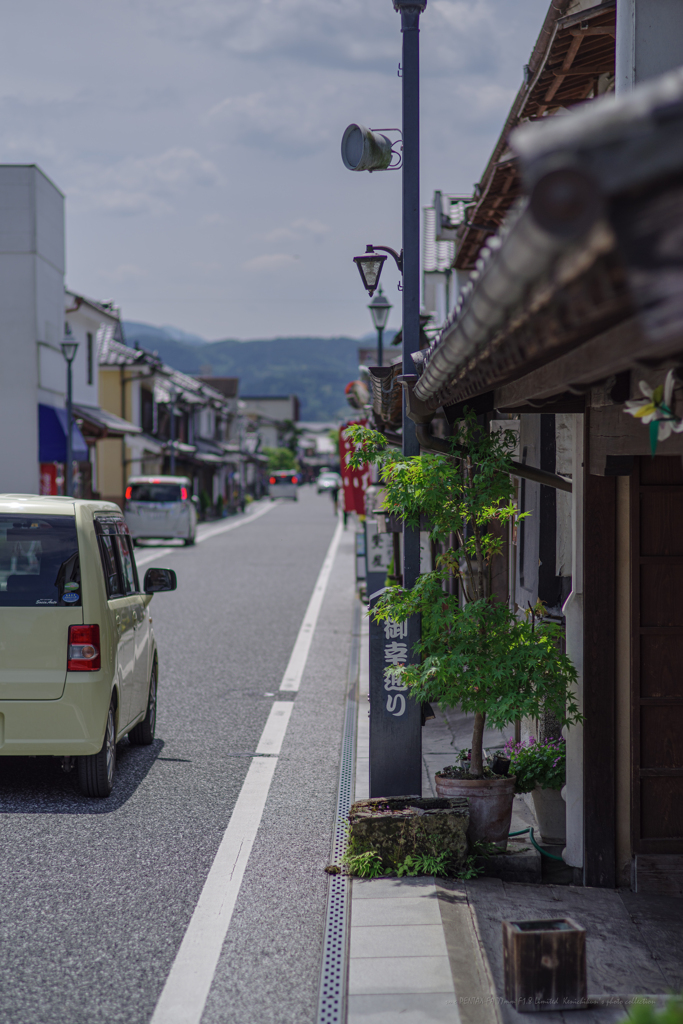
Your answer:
0;0;549;340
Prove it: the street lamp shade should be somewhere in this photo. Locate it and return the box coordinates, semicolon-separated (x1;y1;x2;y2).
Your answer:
353;248;387;296
61;340;79;363
341;124;393;172
368;287;392;330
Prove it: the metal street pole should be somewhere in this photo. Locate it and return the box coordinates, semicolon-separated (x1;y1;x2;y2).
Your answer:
61;340;79;497
66;360;74;496
395;0;425;796
169;389;177;474
377;324;384;367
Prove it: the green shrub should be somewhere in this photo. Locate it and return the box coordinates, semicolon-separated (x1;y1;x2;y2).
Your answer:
625;996;683;1024
505;736;566;793
263;446;298;472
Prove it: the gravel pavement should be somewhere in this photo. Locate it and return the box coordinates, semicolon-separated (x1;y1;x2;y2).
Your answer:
0;486;354;1024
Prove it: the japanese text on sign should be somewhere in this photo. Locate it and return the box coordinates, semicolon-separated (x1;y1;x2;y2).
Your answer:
383;617;408;717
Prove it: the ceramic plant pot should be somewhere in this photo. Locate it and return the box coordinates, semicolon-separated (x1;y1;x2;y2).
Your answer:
531;786;566;844
435;774;516;849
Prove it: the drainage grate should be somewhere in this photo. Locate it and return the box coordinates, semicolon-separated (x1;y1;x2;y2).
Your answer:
317;601;360;1024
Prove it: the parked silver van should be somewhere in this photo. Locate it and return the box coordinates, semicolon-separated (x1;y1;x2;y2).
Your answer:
124;476;197;545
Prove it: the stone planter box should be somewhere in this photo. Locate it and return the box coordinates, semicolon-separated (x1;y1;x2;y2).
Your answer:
531;786;566;845
348;796;469;871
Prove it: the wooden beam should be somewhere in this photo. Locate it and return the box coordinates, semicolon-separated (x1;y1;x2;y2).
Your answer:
583;408;617;888
569;27;615;36
552;64;614;75
545;34;583;103
493;318;653;409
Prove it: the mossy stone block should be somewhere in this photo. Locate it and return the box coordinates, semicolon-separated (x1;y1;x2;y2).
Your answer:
349;796;469;870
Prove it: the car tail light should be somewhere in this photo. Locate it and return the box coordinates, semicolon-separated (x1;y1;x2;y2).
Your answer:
292;476;298;484
125;486;132;500
68;624;101;672
180;486;188;500
269;476;276;485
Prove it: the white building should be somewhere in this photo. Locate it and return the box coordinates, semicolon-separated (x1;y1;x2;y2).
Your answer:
0;165;73;494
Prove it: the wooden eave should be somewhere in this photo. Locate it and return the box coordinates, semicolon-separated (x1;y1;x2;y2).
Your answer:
455;0;615;271
435;235;635;411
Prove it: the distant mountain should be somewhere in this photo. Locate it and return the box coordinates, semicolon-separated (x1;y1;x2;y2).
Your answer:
121;322;399;421
122;321;207;350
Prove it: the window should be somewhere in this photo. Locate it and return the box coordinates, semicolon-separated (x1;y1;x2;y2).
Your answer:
115;535;139;594
141;388;154;435
129;483;182;503
99;535;123;598
87;332;93;386
0;515;81;607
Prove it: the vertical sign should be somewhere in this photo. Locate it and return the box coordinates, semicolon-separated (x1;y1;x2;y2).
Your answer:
339;420;370;517
369;588;422;798
365;519;393;598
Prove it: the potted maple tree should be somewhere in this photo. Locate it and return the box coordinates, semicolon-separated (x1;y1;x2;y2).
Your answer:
347;413;580;847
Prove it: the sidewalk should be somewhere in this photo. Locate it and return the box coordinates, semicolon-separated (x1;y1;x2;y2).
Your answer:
345;604;682;1024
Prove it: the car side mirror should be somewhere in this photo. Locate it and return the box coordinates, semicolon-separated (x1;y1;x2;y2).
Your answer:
143;567;177;594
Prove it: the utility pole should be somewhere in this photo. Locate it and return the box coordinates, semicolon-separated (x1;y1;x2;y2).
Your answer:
394;0;426;796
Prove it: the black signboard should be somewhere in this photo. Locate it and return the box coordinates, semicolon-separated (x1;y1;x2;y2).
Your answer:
368;588;422;798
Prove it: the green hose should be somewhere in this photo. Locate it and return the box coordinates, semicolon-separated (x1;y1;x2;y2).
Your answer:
507;826;566;862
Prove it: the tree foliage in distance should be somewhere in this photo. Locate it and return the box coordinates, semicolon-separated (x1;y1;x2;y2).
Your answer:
345;411;581;777
263;446;298;472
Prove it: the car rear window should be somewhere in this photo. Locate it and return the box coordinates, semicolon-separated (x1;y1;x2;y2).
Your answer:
129;483;182;503
0;515;81;607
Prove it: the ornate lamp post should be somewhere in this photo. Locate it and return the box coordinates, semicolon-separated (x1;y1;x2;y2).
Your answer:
60;337;79;497
368;287;392;367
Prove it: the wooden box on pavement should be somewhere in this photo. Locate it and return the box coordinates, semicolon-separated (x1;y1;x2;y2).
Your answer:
502;918;587;1012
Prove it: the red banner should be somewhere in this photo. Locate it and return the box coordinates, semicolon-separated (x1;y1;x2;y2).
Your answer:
339;419;370;516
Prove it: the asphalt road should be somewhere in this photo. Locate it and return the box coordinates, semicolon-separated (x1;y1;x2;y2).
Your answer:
0;486;355;1024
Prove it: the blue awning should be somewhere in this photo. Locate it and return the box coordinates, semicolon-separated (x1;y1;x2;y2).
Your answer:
39;404;89;463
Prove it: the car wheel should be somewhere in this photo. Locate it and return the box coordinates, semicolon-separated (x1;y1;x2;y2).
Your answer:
129;664;157;746
78;701;116;798
184;533;195;546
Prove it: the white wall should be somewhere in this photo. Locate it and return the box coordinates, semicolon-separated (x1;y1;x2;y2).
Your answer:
617;0;683;93
0;165;64;493
65;300;116;408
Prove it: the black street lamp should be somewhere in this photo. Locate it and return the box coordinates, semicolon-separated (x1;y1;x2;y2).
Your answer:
368;287;392;367
353;244;403;297
60;337;79;497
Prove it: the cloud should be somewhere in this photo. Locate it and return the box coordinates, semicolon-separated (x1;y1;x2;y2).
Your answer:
141;0;534;79
243;253;300;272
69;146;223;216
97;263;148;284
205;80;344;157
264;218;329;243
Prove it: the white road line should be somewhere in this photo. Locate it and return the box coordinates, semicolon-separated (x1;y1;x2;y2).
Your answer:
280;517;343;691
134;501;276;568
148;521;342;1024
149;757;277;1024
255;702;293;755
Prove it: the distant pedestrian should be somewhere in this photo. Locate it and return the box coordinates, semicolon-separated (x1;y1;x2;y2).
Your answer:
330;483;339;515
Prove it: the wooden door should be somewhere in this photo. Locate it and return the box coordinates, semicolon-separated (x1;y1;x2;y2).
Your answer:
631;456;683;860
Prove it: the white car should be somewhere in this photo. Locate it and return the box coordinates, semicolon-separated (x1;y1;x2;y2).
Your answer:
124;476;197;545
317;472;341;494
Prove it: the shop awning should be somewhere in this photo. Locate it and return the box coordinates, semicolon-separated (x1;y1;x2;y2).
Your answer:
73;404;142;438
39;404;89;462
